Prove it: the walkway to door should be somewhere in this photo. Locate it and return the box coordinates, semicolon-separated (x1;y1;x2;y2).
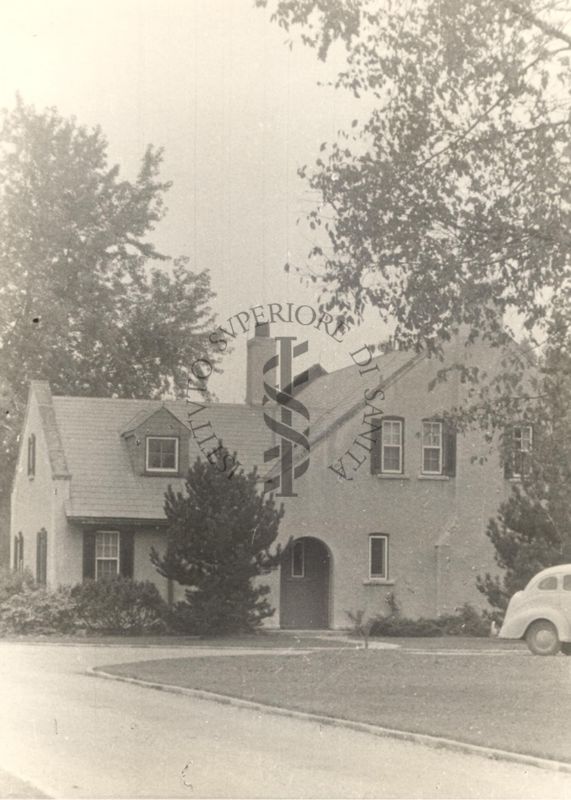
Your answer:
280;536;331;629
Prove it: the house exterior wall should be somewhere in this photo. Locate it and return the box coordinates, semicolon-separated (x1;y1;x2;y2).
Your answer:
272;346;509;627
12;339;514;628
10;393;58;583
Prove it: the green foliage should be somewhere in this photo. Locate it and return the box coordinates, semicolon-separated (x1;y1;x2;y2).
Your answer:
0;566;34;604
260;1;571;356
0;573;168;636
0;585;76;635
0;97;218;495
437;604;491;637
349;603;489;638
151;457;285;634
71;578;167;634
478;340;571;617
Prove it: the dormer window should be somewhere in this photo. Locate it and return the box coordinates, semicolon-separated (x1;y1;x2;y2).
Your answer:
145;436;179;473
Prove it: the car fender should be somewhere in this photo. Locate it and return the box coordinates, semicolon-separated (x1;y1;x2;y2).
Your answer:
500;606;571;641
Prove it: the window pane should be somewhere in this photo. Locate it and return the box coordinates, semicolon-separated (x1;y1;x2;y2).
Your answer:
383;420;401;446
423;448;441;473
563;575;571;591
383;446;401;471
292;541;304;577
148;438;177;469
538;576;557;590
514;426;532;452
96;559;118;579
423;422;441;447
96;532;118;558
370;537;386;578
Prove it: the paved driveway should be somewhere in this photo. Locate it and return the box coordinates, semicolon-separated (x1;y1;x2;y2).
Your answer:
0;642;570;798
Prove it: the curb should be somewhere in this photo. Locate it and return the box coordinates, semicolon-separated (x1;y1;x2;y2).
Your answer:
90;666;571;776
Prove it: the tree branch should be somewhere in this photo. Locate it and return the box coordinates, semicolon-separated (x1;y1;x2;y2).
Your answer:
501;0;571;47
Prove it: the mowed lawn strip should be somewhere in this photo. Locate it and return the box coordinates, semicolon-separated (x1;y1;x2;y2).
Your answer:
104;645;571;764
0;633;352;648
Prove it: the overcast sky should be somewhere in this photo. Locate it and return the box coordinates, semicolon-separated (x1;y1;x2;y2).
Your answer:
1;0;386;401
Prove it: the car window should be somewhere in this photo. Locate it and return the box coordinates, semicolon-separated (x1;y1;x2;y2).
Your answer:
563;575;571;591
538;576;558;590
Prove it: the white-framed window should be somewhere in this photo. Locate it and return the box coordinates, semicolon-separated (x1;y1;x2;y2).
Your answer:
510;425;533;478
95;531;119;579
381;418;403;473
291;540;305;578
145;436;179;472
422;421;442;474
369;534;388;580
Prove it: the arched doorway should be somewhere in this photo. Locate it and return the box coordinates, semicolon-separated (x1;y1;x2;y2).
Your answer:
280;537;331;629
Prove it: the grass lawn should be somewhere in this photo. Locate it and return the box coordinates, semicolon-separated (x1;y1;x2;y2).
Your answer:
104;639;571;764
0;631;353;648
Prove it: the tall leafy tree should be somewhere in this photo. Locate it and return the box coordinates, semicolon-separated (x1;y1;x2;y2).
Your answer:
258;0;571;354
0;98;218;496
477;334;571;615
151;457;285;634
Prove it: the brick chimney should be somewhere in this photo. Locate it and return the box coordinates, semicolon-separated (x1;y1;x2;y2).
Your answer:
246;323;275;405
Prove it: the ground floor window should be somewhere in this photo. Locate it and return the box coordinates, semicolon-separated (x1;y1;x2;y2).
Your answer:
96;531;119;579
83;530;134;581
369;534;389;580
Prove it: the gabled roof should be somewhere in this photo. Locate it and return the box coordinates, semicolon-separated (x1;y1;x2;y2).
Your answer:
50;396;274;522
29;380;70;479
121;403;191;436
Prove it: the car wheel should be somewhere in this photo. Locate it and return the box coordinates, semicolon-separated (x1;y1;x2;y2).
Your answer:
525;620;561;656
561;643;571;656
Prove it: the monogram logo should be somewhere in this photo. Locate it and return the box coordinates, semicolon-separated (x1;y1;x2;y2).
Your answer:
262;337;310;496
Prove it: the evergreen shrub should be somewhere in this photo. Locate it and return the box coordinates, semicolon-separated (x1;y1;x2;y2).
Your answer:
355;603;489;638
71;577;167;634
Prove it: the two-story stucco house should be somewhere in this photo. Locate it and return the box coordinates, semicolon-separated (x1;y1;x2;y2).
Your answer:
10;324;522;629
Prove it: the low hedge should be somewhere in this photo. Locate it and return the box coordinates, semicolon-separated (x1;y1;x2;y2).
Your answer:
0;585;76;635
352;603;491;639
71;578;167;634
0;570;168;635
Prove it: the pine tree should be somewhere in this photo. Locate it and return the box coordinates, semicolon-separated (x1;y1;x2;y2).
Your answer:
151;456;285;634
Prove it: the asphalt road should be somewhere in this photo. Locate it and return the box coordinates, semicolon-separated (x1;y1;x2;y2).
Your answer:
0;642;570;799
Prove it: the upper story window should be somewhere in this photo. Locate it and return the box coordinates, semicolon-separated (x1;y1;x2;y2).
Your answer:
505;424;533;479
145;436;179;473
369;534;389;580
95;531;119;579
27;434;36;477
421;420;456;477
381;418;403;473
422;421;442;474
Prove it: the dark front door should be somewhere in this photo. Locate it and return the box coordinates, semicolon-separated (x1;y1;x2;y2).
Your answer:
280;537;330;629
